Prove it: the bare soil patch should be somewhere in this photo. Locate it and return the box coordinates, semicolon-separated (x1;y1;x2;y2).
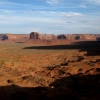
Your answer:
0;41;100;100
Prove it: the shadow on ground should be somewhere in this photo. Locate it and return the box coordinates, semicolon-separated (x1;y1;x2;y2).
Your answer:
23;41;100;56
0;74;100;100
15;42;24;43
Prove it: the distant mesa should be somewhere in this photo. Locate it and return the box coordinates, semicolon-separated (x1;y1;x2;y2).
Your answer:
0;34;8;40
29;33;100;41
0;34;29;42
57;34;66;39
97;37;100;41
66;34;97;41
2;34;8;40
30;32;56;40
0;32;100;43
30;32;39;39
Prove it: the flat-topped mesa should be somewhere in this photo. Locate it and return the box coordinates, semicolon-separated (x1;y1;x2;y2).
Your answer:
57;34;84;40
30;32;56;40
0;34;8;40
97;37;100;41
0;34;29;41
39;34;56;40
84;34;97;40
30;32;39;39
65;34;98;41
66;34;85;40
29;32;100;41
57;34;66;39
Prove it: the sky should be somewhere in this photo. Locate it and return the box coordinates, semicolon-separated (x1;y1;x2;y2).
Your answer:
0;0;100;34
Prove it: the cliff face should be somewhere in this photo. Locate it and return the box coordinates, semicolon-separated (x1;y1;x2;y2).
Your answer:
65;34;98;41
84;34;97;40
39;34;56;40
0;32;100;43
0;34;29;42
30;32;39;39
29;32;100;41
27;32;100;45
57;34;66;39
97;37;100;41
30;32;56;40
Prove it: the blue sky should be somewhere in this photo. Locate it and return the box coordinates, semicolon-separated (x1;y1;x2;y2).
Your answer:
0;0;100;34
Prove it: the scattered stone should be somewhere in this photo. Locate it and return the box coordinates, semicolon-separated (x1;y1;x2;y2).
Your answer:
7;79;13;83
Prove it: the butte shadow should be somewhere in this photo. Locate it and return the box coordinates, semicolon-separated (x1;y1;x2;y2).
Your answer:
23;41;100;56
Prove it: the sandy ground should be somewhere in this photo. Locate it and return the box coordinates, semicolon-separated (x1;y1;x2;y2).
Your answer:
0;41;100;100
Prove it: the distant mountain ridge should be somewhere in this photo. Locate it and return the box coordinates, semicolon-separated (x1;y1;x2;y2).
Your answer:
0;32;100;43
29;32;100;41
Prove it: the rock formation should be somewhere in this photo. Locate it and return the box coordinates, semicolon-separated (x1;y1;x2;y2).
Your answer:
30;32;100;41
84;34;97;40
30;32;56;40
30;32;39;39
57;34;66;39
0;34;29;42
66;34;97;41
39;34;56;40
97;37;100;41
0;32;100;43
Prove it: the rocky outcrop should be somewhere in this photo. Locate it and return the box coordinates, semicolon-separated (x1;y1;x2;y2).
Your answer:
0;34;8;40
84;34;97;40
56;34;97;41
1;32;100;43
57;34;66;39
39;34;56;40
66;34;97;41
97;37;100;41
30;32;39;39
96;35;100;41
0;34;29;42
27;32;100;45
30;32;56;40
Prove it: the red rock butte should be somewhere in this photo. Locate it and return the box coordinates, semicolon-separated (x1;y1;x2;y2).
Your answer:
0;32;100;44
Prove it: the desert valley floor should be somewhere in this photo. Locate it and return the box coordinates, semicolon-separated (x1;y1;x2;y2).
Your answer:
0;41;100;100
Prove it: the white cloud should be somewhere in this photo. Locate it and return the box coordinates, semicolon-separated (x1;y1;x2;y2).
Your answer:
0;0;30;7
0;0;100;34
46;0;59;5
85;0;100;5
52;24;60;27
79;5;87;8
66;12;83;18
0;9;15;14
